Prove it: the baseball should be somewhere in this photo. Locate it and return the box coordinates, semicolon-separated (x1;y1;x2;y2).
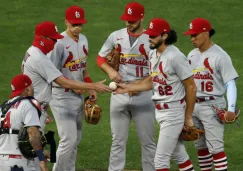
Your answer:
109;82;117;90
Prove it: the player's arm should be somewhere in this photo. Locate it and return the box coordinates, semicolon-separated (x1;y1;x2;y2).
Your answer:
183;76;197;126
226;79;237;112
173;55;196;126
97;32;123;83
83;67;97;100
23;102;47;171
217;54;239;112
116;76;152;94
54;76;111;93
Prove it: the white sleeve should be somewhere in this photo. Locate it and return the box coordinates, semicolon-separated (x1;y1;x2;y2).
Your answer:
22;101;41;127
217;53;239;84
226;79;237;112
172;55;193;80
37;58;62;83
98;32;116;58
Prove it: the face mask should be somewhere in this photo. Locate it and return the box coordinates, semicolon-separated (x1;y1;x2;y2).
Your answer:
32;35;56;54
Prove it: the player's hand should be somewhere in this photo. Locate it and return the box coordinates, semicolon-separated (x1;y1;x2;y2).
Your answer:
113;83;129;94
89;90;97;101
40;161;48;171
72;89;86;94
45;113;53;124
93;79;113;93
44;150;50;162
108;70;123;83
185;117;194;127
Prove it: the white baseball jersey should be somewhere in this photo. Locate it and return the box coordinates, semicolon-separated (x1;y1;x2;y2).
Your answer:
22;46;62;103
49;31;88;86
150;45;193;102
0;97;41;155
188;44;239;97
99;28;150;82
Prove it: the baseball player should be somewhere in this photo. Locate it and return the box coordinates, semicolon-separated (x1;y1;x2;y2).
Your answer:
115;18;196;171
96;2;156;171
21;20;112;171
0;74;48;171
184;18;239;171
47;6;97;171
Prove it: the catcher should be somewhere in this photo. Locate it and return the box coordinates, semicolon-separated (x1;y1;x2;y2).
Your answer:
0;74;48;171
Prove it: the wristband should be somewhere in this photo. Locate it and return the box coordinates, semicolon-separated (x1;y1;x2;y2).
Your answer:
35;149;45;161
84;77;92;83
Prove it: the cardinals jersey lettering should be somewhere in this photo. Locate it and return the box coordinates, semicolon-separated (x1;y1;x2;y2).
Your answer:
188;44;239;97
0;98;40;155
99;28;150;82
150;45;193;102
49;31;88;87
22;47;62;103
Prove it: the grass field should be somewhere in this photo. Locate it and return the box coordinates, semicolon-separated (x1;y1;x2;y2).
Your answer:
1;0;243;170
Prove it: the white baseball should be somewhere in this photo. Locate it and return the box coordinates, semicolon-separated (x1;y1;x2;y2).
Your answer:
109;82;117;90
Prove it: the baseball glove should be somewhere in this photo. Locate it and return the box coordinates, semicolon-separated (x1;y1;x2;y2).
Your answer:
84;97;102;125
106;45;122;71
211;105;240;124
18;126;47;160
180;125;205;141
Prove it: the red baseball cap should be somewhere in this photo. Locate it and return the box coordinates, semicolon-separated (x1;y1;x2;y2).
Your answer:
120;2;144;21
184;18;212;35
35;21;64;39
10;74;32;98
144;18;171;36
65;6;87;24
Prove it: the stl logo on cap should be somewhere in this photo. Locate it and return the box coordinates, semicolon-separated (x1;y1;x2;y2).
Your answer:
75;11;80;18
11;84;15;91
149;22;153;29
55;26;58;32
189;23;193;29
40;41;44;46
128;8;132;15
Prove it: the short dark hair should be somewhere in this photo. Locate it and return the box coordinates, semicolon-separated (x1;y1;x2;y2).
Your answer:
164;29;177;45
209;29;216;37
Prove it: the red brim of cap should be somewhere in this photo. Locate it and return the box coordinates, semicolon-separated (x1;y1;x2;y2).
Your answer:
50;34;64;39
120;14;141;21
10;89;25;98
183;30;202;35
67;19;87;24
143;30;161;37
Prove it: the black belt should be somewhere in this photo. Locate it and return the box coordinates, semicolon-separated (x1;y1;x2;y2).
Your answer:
195;96;215;103
0;128;19;135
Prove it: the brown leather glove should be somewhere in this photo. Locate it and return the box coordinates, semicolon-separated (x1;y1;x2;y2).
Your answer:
84;97;102;125
180;125;205;141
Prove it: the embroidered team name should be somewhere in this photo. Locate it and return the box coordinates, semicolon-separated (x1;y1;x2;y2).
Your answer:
64;56;86;68
120;57;148;66
193;72;214;80
152;75;167;85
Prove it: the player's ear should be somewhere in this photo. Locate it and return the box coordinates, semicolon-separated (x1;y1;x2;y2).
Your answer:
162;33;168;41
65;20;68;27
140;16;144;22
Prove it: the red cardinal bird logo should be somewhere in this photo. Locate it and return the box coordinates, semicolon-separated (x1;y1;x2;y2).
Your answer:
83;45;88;56
116;43;122;52
159;62;167;79
139;44;148;60
203;57;214;74
63;51;74;68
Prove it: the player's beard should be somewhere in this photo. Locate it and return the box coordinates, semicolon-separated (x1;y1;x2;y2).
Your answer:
127;21;141;33
150;39;163;49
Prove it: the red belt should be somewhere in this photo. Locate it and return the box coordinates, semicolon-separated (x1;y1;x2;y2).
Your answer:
1;155;23;159
52;86;71;93
155;99;185;110
196;96;215;103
